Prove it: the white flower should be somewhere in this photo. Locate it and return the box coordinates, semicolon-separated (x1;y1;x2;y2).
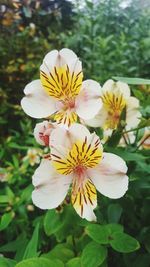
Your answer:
24;148;41;166
138;127;150;149
0;169;8;182
101;128;136;146
119;131;136;147
34;120;56;146
21;48;102;127
32;124;128;221
84;79;141;131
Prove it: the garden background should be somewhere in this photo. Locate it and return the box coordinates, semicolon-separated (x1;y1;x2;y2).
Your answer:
0;0;150;267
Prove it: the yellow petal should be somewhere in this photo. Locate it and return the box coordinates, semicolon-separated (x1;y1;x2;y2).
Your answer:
40;65;83;100
71;179;97;220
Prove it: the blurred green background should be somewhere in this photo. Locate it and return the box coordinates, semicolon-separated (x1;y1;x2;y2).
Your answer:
0;1;150;267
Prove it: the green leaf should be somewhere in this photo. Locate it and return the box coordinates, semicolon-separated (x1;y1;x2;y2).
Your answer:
81;241;107;267
0;212;13;231
106;130;122;147
106;147;146;162
15;257;64;267
42;243;74;263
107;204;123;223
86;225;110;244
0;233;27;252
113;77;150;85
86;224;123;244
0;195;9;203
0;257;16;267
23;223;39;259
0;233;28;262
5;187;15;202
19;185;33;204
44;209;63;236
132;89;144;101
66;257;81;267
110;232;140;253
54;205;81;241
106;224;124;234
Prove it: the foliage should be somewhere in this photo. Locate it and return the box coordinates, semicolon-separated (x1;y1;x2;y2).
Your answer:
0;0;150;267
60;0;150;82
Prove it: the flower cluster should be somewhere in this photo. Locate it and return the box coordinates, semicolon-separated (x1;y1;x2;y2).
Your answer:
21;48;141;221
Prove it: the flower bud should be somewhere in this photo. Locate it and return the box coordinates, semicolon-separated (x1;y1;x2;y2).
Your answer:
34;121;55;146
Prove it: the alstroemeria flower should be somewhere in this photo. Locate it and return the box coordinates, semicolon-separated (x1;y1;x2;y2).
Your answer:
32;124;128;221
34;120;56;146
119;131;136;147
24;148;41;166
21;48;102;127
84;79;141;130
138;127;150;150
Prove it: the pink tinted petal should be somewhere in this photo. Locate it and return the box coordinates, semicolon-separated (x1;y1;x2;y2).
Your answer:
84;106;108;128
126;96;141;129
102;79;131;99
59;48;80;71
50;123;91;149
32;159;72;209
21;80;58;118
40;48;82;75
40;50;59;74
88;152;128;199
76;80;102;120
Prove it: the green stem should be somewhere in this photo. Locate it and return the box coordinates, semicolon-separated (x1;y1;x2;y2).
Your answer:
72;235;77;256
135;134;150;151
123;125;148;134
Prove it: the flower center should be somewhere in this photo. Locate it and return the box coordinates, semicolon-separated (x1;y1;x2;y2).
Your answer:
74;165;86;177
67;98;75;109
61;98;76;111
52;136;102;175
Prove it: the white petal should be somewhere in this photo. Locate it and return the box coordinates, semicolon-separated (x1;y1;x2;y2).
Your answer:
50;124;92;162
126;110;141;129
21;80;58;118
40;48;82;75
76;80;102;120
81;203;97;221
127;96;140;109
119;132;136;146
101;129;113;144
59;48;77;61
74;199;97;222
102;79;131;99
126;97;141;128
40;50;59;74
88;152;128;199
50;123;91;153
32;159;72;209
116;81;131;99
84;106;108;127
59;48;82;74
101;79;114;95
